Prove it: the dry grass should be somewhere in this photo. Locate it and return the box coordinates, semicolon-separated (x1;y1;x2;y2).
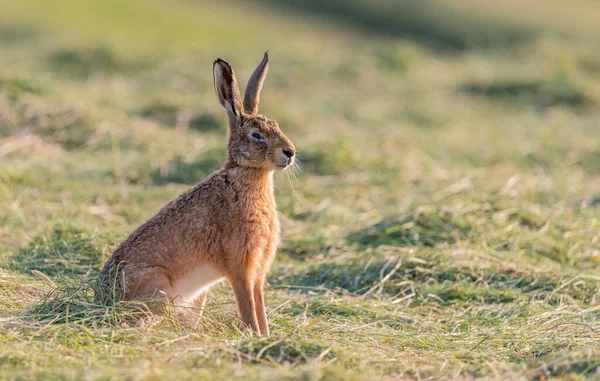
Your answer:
0;0;599;380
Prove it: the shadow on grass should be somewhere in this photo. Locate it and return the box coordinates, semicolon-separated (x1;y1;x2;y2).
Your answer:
577;150;600;175
347;207;472;248
276;202;599;304
256;0;535;50
0;96;98;150
345;201;585;264
0;25;38;43
298;140;358;176
275;254;598;305
458;75;596;109
152;148;225;185
139;100;222;132
591;195;600;208
48;45;154;79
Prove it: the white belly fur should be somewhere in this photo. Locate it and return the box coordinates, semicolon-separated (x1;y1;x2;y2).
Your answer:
171;264;224;304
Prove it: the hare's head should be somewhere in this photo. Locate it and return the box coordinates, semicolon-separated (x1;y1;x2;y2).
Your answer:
214;52;295;171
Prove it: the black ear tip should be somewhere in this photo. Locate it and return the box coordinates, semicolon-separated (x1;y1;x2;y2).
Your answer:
214;58;231;68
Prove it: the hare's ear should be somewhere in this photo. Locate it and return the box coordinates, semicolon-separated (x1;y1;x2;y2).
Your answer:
214;58;242;118
243;51;269;115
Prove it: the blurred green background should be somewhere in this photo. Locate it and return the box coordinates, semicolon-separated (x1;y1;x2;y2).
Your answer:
1;0;599;380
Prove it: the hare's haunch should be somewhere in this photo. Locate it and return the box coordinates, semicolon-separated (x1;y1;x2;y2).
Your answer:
99;52;295;336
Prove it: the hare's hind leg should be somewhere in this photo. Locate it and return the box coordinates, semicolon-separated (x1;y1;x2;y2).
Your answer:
122;267;174;328
125;267;174;303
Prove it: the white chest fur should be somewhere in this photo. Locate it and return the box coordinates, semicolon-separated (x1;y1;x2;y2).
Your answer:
171;264;223;304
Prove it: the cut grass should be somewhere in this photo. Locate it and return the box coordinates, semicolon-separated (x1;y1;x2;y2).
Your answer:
7;224;119;278
0;0;599;380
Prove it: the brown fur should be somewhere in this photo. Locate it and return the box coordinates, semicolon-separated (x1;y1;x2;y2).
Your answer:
99;52;294;336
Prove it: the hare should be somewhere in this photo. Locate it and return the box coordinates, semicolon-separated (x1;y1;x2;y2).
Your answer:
99;52;294;336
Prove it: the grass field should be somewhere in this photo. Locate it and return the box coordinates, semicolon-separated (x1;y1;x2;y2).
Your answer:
1;0;599;379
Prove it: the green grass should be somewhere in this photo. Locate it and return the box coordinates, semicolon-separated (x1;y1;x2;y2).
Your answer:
1;0;600;380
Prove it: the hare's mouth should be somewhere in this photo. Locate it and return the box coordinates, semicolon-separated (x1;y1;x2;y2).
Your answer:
277;160;294;170
278;159;295;170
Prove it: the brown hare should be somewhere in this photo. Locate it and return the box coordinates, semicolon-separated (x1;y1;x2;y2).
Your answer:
99;52;294;336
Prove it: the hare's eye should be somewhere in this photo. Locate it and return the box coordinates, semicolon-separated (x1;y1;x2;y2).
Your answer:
250;131;266;142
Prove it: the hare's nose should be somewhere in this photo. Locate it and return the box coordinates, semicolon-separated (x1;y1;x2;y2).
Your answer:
282;148;295;159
